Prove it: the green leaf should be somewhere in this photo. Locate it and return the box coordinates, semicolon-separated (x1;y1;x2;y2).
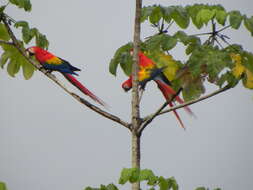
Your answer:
149;6;162;24
141;6;154;23
215;10;227;25
242;52;253;73
158;177;169;190
0;51;11;68
14;20;29;28
0;182;7;190
161;35;177;51
229;11;243;29
163;6;173;23
0;5;6;13
118;168;135;184
186;4;205;29
105;184;118;190
217;71;238;88
35;33;49;49
196;9;216;26
22;26;33;44
0;23;10;41
139;169;158;185
109;43;133;76
195;187;207;190
22;59;35;79
7;59;21;77
167;177;179;190
171;6;190;29
9;0;32;11
119;52;133;76
244;16;253;36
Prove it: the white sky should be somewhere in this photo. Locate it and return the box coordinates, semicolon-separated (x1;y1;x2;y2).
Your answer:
0;0;253;190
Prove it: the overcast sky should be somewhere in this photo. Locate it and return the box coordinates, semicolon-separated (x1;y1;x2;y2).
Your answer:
0;0;253;190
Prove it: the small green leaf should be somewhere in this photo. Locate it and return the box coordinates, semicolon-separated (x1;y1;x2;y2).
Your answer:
195;187;207;190
9;0;32;11
118;168;133;184
0;5;6;13
14;21;29;28
7;59;21;77
22;26;33;44
215;10;227;25
0;23;10;41
149;6;162;24
158;177;169;190
186;4;205;29
244;16;253;36
35;33;49;49
0;182;7;190
22;60;35;80
161;35;177;51
141;6;154;23
139;169;158;185
168;177;179;190
196;9;216;26
0;51;10;68
106;184;118;190
171;6;190;29
109;43;133;76
229;11;243;29
119;52;133;76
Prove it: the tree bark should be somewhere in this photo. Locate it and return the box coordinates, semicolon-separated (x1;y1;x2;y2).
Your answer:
131;0;142;189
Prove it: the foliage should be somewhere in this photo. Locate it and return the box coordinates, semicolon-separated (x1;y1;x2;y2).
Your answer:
0;182;7;190
109;4;253;101
0;0;49;79
84;168;221;190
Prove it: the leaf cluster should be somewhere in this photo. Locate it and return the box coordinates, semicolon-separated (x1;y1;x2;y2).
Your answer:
84;168;221;190
0;1;49;80
109;4;253;102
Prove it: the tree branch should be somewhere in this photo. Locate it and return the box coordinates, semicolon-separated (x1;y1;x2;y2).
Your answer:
143;85;231;122
138;88;182;134
2;15;131;130
0;39;14;46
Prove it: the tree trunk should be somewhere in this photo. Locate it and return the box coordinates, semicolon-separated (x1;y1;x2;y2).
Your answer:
131;0;142;189
131;131;141;190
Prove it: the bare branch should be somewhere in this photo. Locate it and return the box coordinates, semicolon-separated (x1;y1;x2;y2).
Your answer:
2;15;131;130
138;88;182;134
0;40;14;46
143;85;231;121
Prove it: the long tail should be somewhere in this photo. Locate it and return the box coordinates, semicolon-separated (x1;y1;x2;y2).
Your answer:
155;79;195;116
63;73;107;107
155;79;195;129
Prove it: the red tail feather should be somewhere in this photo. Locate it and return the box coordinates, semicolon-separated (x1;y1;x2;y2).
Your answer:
63;74;107;107
155;79;194;116
169;102;185;129
155;79;195;129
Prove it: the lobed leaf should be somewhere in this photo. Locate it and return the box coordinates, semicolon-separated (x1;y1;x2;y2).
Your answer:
9;0;32;11
0;23;10;41
229;11;243;29
244;16;253;36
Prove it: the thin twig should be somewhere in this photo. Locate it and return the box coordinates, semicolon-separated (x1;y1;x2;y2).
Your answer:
138;88;182;134
0;40;14;46
2;15;131;130
149;85;231;118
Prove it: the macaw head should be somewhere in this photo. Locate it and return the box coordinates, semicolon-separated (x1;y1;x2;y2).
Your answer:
26;46;43;56
121;76;132;92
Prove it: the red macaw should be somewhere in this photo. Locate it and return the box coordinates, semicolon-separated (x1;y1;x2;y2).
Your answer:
26;46;106;107
122;51;194;129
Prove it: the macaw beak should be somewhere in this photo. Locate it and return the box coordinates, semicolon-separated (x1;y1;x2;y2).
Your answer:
25;49;34;56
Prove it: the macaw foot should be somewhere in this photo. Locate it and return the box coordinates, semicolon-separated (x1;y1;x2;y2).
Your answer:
44;69;53;74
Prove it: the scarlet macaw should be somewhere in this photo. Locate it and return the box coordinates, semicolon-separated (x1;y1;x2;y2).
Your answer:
26;46;106;107
122;51;194;129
